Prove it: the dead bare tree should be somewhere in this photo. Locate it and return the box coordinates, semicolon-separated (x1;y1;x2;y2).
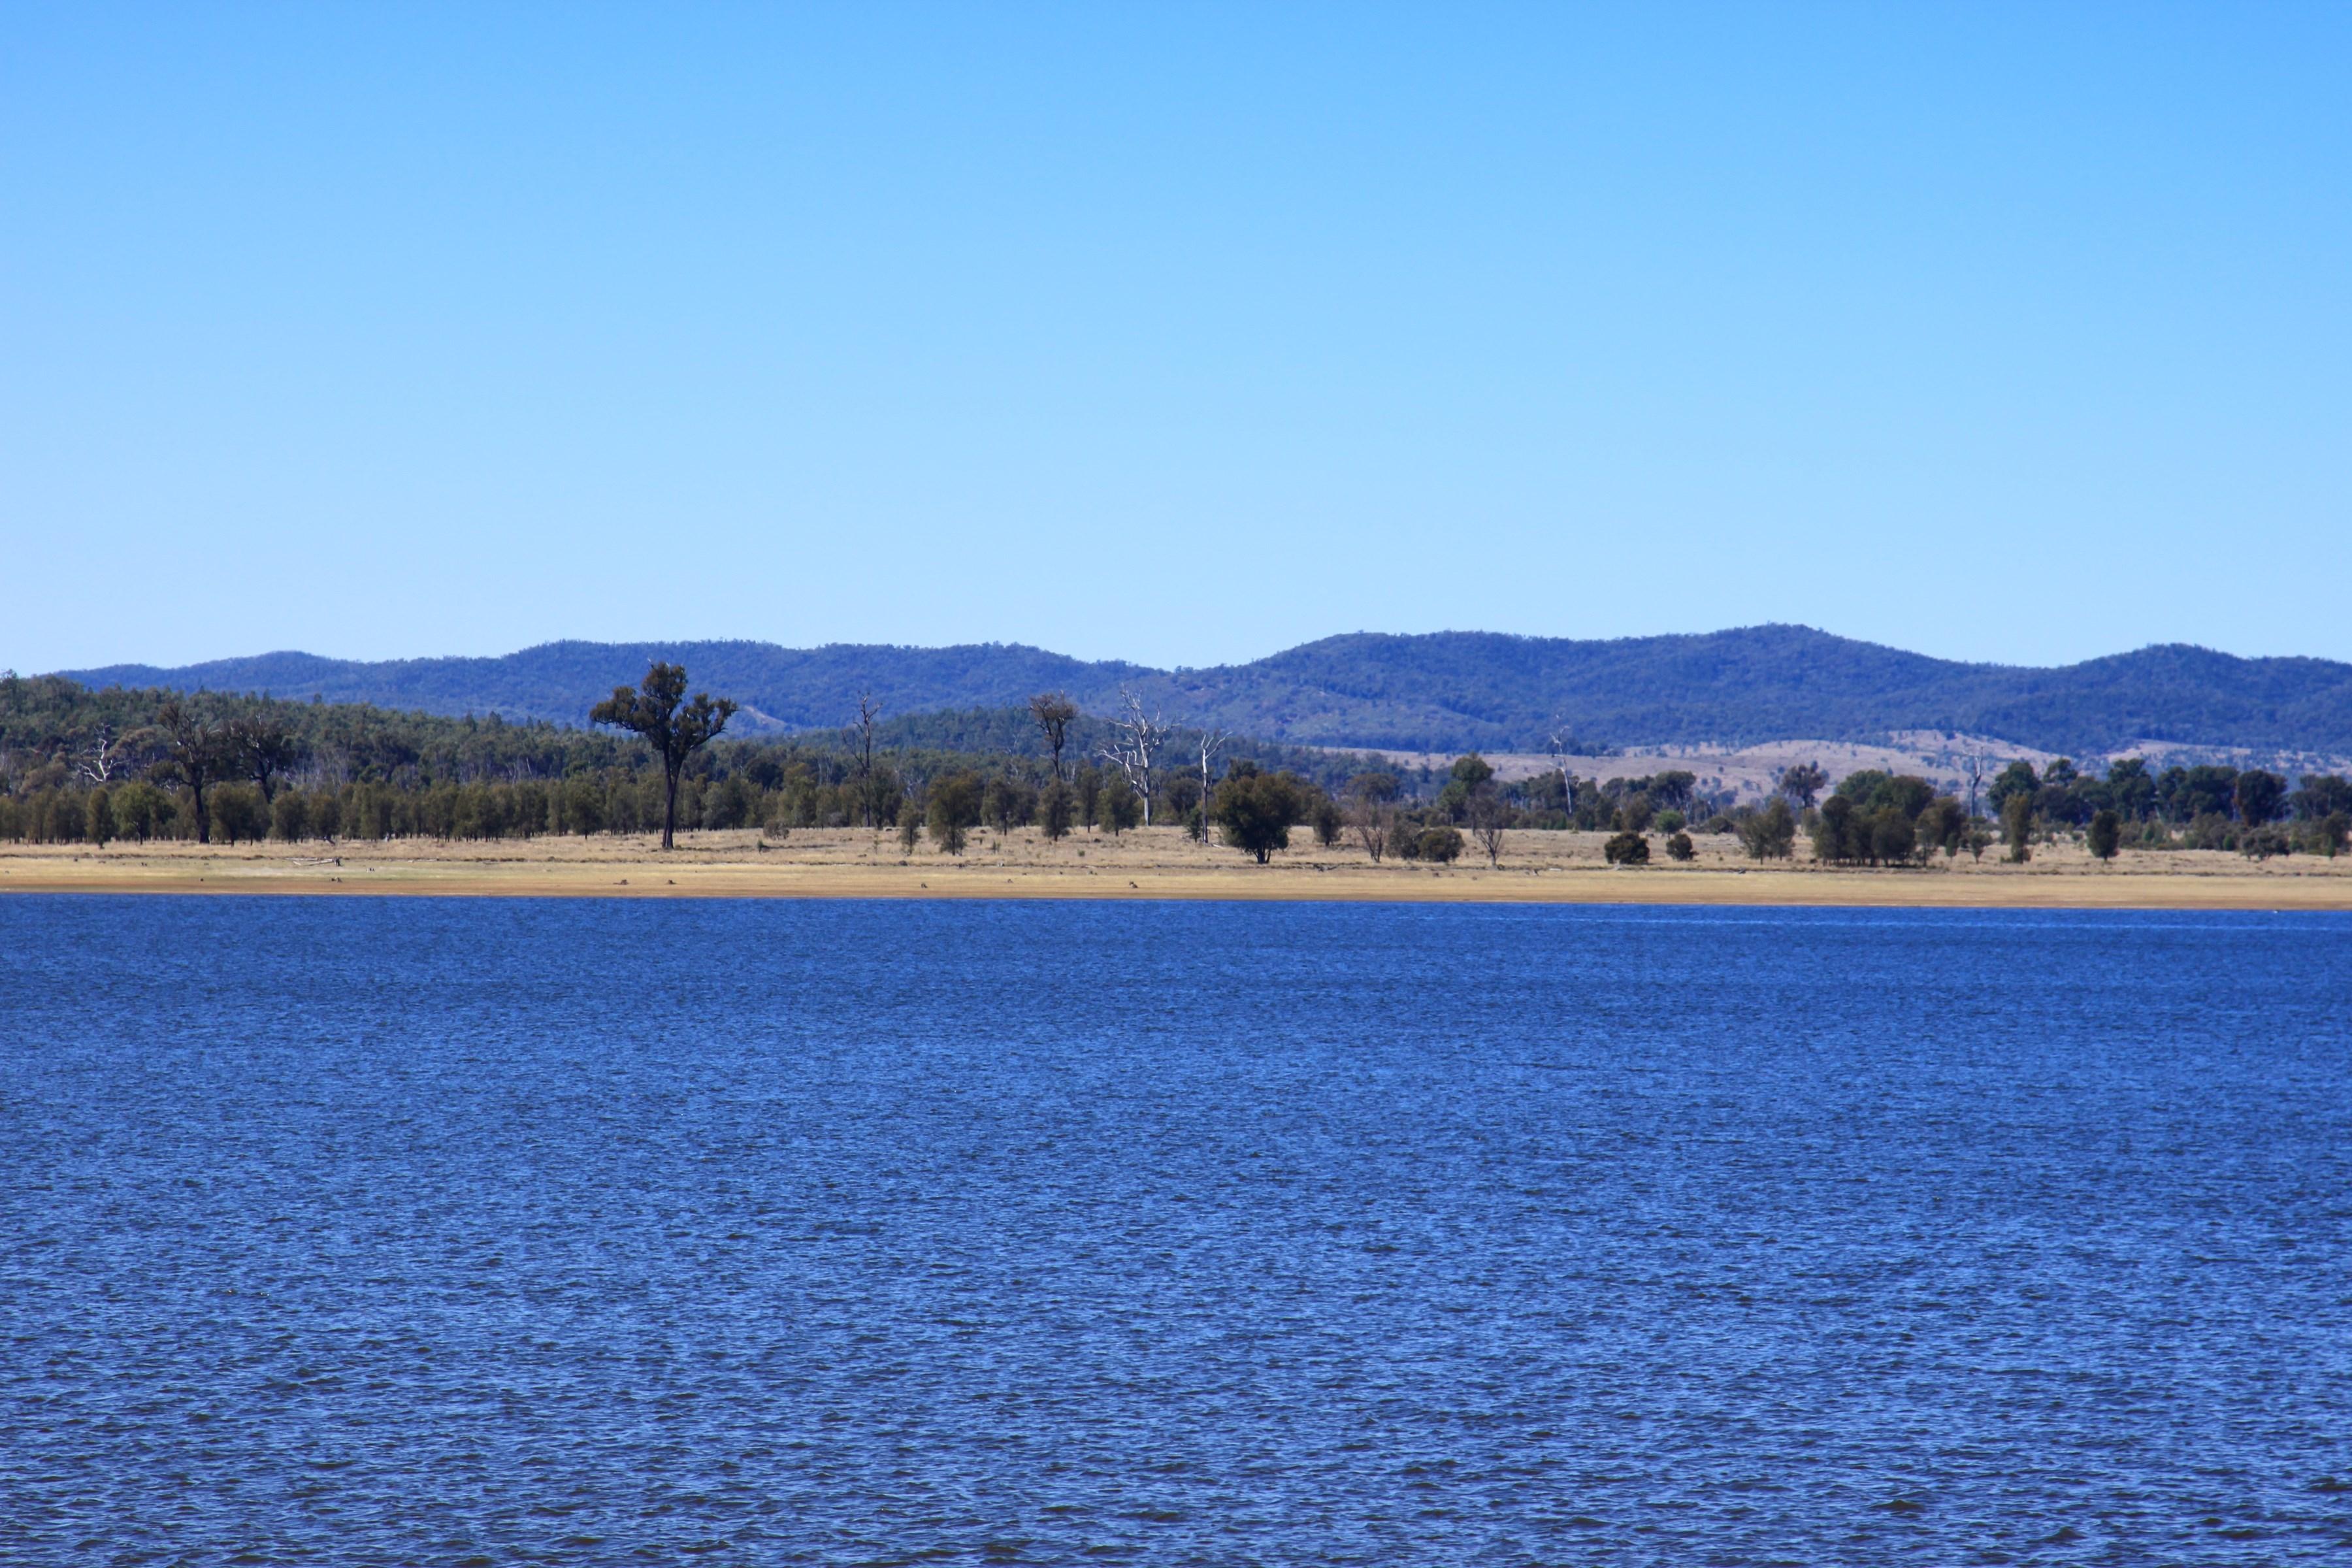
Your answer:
1192;725;1230;840
1961;753;1989;822
1469;786;1509;867
76;723;125;785
1028;692;1078;783
1347;772;1398;862
1096;689;1170;826
1546;718;1575;821
854;691;882;829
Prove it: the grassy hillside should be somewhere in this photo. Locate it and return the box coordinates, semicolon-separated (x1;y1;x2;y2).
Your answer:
58;626;2352;757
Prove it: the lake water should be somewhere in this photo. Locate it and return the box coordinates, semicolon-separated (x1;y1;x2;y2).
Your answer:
5;896;2350;1564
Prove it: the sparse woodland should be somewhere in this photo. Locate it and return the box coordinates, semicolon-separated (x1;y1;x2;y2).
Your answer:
3;668;2347;864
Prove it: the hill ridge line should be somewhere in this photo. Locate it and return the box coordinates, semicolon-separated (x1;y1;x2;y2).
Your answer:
49;625;2352;760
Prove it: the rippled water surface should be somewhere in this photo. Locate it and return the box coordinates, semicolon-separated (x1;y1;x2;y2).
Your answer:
6;896;2351;1565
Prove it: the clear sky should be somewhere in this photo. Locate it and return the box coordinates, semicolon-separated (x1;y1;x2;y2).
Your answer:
5;4;2348;674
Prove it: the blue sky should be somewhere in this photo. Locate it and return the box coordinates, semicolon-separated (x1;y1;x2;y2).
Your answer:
5;4;2348;673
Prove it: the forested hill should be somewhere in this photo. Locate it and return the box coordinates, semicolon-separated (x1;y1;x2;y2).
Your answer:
59;627;2352;758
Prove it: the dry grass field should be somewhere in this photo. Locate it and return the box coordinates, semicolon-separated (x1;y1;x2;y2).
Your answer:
5;825;2349;908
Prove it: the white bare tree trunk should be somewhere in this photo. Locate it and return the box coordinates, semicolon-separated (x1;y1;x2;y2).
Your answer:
77;724;123;785
1547;720;1575;826
1196;727;1229;838
1096;689;1171;826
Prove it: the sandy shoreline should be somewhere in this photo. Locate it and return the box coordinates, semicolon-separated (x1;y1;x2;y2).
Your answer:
7;827;2349;909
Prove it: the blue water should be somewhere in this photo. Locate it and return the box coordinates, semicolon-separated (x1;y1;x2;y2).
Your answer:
5;898;2350;1565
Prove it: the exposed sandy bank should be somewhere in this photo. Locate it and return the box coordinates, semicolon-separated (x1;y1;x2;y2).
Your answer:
6;828;2348;909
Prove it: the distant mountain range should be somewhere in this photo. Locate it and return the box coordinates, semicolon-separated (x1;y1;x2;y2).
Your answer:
57;627;2352;760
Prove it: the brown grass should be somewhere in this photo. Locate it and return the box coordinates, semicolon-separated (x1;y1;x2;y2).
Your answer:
5;826;2347;908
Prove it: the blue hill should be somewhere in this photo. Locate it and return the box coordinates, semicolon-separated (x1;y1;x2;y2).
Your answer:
59;626;2352;758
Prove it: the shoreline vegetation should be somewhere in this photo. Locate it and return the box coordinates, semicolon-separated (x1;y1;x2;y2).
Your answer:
7;661;2350;910
6;828;2349;908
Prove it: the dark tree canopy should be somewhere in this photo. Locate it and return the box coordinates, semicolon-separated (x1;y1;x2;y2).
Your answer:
1097;776;1142;835
2104;758;2156;819
1028;692;1079;782
2001;792;2033;863
589;662;738;849
152;698;229;845
2170;765;2238;821
2299;774;2352;819
1037;781;1075;841
1417;825;1465;864
926;772;983;854
2233;769;2285;825
1779;762;1827;809
1988;760;2039;813
1916;796;1968;859
1603;830;1649;866
1209;764;1307;864
1737;796;1797;860
1835;770;1934;820
228;714;303;804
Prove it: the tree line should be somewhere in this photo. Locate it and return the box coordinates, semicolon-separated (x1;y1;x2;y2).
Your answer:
1730;755;2352;867
0;668;1407;851
5;666;2347;865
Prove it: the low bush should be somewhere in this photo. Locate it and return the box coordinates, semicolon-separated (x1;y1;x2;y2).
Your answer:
1417;825;1465;864
1604;830;1650;866
2241;824;2293;861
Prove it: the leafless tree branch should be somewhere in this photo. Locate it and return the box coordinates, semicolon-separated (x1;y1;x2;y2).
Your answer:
76;723;123;785
1095;688;1171;826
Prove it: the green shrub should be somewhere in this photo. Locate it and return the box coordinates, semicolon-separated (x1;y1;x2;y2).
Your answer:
110;781;168;843
2242;823;2292;860
1037;781;1075;841
2002;794;2033;862
270;791;310;841
2184;812;2234;851
211;784;269;845
1097;777;1142;835
2086;809;2121;864
1210;766;1309;864
1604;830;1650;866
927;772;984;854
1737;798;1796;860
2302;811;2349;858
